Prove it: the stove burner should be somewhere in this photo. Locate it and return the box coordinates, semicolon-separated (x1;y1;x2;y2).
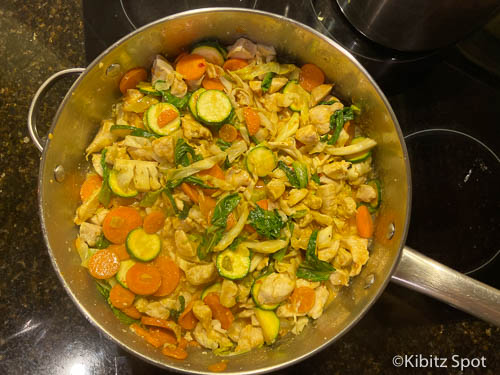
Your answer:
405;129;500;274
120;0;258;30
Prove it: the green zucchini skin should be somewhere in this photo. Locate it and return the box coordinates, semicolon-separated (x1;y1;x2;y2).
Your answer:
196;90;233;128
251;275;280;310
255;308;280;344
146;102;181;136
201;282;221;300
216;247;250;280
188;88;206;119
245;146;276;177
108;169;138;198
345;137;372;164
116;259;137;288
126;228;161;262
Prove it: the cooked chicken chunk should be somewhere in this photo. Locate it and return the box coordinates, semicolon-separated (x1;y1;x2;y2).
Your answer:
258;273;295;304
295;125;319;146
181;114;212;140
227;38;257;60
79;222;101;247
185;263;216;285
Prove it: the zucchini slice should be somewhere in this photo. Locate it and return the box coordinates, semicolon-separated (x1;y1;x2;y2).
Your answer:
126;228;161;262
191;41;226;66
201;282;222;301
251;275;279;311
254;308;280;345
364;179;381;213
345;137;372;163
116;259;136;288
108;169;138;198
216;246;251;280
245;146;276;177
283;81;310;112
188;88;206;119
146;102;181;136
136;81;161;96
196;90;233;127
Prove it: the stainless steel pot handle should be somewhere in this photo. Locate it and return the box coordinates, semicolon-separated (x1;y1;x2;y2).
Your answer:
28;68;85;152
392;246;500;326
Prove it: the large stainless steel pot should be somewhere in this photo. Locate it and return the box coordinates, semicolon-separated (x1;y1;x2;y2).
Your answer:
27;8;500;374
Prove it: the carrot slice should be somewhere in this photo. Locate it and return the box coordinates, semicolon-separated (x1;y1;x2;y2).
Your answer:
203;293;234;330
202;77;225;91
119;67;148;95
181;182;199;204
130;324;163;348
219;124;238;143
356;205;374;238
162;346;188;360
141;316;178;336
199;193;216;220
108;243;130;261
143;210;166;234
126;263;162;295
188;340;201;347
121;305;142;319
80;174;102;202
290;287;316;314
208;361;228;372
256;199;268;210
175;54;207;80
299;63;325;92
226;212;236;230
243;107;261;136
178;301;198;330
109;284;136;309
88;249;120;279
153;256;181;297
199;164;225;180
158;109;179;128
149;327;177;345
174;51;188;66
223;58;248;71
102;206;143;244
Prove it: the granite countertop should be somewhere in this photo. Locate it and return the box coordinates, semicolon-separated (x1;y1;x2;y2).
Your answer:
0;1;498;374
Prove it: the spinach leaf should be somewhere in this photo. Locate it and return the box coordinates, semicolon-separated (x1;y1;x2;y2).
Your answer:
174;138;202;167
178;202;192;220
248;206;285;240
321;107;355;145
139;189;163;207
311;173;321;185
290;210;307;219
98;149;112;206
221;156;231;170
319;99;338;105
261;72;274;93
96;281;111;299
296;230;335;281
161;90;190;110
216;139;232;151
272;221;294;261
210;193;241;229
277;161;300;188
277;161;308;189
167;176;214;190
111;305;140;325
110;125;159;139
169;295;186;322
198;229;224;260
95;234;110;249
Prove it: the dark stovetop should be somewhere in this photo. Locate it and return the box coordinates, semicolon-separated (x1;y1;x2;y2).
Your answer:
0;0;498;374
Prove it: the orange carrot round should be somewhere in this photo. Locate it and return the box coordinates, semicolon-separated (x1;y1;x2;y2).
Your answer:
203;293;234;330
143;211;166;234
153;256;181;297
109;284;136;309
130;323;163;348
158;109;179;128
178;302;198;330
88;249;120;279
162;346;188;360
175;54;207;80
243;107;261;136
208;361;228;372
174;51;188;67
141;316;172;329
108;243;130;261
126;263;162;295
223;58;248;71
219;124;238;143
121;305;142;319
356;205;374;238
290;287;316;314
199;193;216;221
181;182;199;204
80;174;102;202
299;63;325;92
149;327;177;345
256;199;268;210
199;164;225;180
102;206;143;244
119;67;147;95
202;77;225;91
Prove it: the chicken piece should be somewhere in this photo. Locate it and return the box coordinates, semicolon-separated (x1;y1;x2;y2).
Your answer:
291;227;312;250
193;322;218;350
220;279;238;308
249;80;262;93
152;134;177;164
295;125;319;146
186;74;205;91
151;54;175;86
310;84;333;106
185;263;217;286
227;319;247;342
347;160;372;183
268;77;288;94
181;114;212;140
356;184;377;202
287;189;309;207
296;279;320;289
85;120;117;157
317;182;342;215
104;144;129;164
317;226;333;249
91;154;104;177
266;179;286;201
227;38;257;60
79;222;102;247
291;316;310;335
333;248;353;269
307;286;329;319
226;167;251;187
258;273;295;305
237;283;251;303
303;191;322;210
89;208;109;226
322;160;351;180
174;230;197;259
318;239;340;262
235;325;264;353
170;76;188;97
311;211;333;226
341;235;369;268
192;300;213;330
121;135;155;161
74;188;100;225
329;268;350;286
144;301;170;320
309;102;343;135
256;44;276;60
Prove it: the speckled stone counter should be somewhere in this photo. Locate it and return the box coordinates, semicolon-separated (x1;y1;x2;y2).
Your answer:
0;1;498;374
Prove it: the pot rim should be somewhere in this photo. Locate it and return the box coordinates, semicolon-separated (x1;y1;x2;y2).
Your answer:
37;7;411;375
